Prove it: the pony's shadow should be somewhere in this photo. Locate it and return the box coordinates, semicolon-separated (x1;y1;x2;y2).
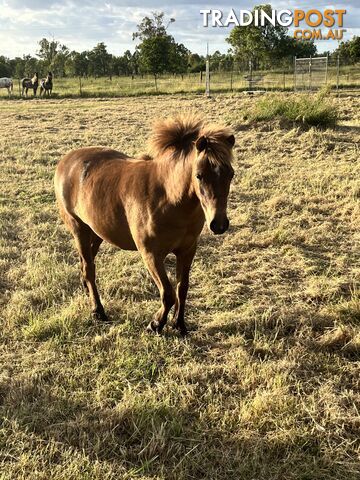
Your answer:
0;353;352;479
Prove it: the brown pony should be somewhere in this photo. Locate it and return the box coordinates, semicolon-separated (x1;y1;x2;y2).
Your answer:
54;115;235;335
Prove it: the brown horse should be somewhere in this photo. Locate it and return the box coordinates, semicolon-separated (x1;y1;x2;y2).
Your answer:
54;115;235;335
21;73;39;97
40;71;53;97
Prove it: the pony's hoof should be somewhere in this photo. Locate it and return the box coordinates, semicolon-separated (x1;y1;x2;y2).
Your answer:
92;309;109;322
178;328;189;337
146;321;162;335
172;323;189;336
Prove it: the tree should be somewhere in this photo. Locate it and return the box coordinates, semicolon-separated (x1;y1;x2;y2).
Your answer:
169;42;189;74
112;55;127;76
138;35;172;79
137;33;189;80
37;38;59;67
134;11;188;78
188;53;206;72
20;55;39;77
69;51;89;77
291;39;317;58
87;43;112;77
124;50;137;75
348;36;360;61
111;50;139;76
227;4;316;68
0;56;11;77
210;51;234;72
131;50;140;75
133;11;167;41
52;48;70;76
37;38;69;76
333;36;360;63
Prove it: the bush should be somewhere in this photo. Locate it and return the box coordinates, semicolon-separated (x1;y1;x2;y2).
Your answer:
244;89;338;128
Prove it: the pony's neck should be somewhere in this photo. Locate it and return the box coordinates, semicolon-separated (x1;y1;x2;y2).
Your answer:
158;150;197;206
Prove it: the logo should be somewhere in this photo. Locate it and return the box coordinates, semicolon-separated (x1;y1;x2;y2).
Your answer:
200;9;347;40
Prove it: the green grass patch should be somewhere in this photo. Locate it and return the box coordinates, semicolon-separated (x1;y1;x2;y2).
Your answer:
243;90;338;128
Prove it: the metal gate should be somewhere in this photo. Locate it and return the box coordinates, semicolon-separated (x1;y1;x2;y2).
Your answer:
294;56;328;91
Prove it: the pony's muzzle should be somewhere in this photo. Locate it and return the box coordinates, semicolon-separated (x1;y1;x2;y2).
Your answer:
210;217;229;235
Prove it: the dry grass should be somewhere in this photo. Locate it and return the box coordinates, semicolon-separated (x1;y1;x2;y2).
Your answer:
0;91;359;479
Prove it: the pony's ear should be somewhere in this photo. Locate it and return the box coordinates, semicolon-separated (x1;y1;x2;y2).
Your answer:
196;136;208;152
227;134;235;147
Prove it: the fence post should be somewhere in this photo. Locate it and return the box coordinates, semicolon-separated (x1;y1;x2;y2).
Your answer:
230;69;233;92
205;59;210;97
293;56;296;91
249;58;253;89
336;55;340;91
79;76;82;96
283;70;285;90
308;55;312;90
325;53;328;85
18;79;21;97
154;74;158;92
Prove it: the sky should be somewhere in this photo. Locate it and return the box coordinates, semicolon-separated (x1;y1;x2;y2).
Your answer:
0;0;358;58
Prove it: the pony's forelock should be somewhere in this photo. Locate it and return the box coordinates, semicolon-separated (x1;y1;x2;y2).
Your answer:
148;115;234;167
199;125;234;167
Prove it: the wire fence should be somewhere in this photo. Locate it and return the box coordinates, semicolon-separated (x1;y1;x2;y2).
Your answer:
1;57;359;98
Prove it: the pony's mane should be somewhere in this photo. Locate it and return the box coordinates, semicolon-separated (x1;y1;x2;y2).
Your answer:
148;115;233;166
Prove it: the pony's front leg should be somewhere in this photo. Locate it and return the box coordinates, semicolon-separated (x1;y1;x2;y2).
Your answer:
173;243;197;335
141;250;175;334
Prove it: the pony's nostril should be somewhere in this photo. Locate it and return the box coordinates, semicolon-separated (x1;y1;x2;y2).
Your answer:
210;220;217;233
210;219;229;235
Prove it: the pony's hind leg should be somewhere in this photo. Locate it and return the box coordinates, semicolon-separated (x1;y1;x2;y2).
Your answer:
140;250;175;334
79;233;103;295
75;227;107;321
61;210;107;321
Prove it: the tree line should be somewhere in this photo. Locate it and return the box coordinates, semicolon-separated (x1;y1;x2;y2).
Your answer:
0;5;358;80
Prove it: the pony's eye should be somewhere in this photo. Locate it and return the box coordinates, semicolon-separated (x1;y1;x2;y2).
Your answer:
196;173;203;180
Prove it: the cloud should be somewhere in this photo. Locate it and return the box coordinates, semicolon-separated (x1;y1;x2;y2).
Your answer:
0;1;358;57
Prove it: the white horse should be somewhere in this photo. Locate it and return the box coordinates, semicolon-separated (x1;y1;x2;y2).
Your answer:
0;77;13;96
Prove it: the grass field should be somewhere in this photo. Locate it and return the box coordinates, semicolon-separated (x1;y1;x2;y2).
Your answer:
0;92;359;479
1;64;359;99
